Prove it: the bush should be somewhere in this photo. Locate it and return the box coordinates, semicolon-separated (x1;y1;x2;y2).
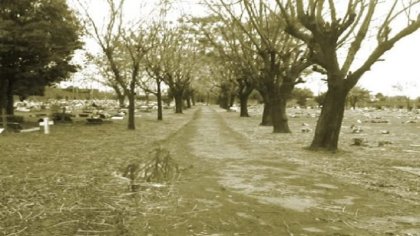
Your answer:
51;113;73;122
6;115;24;123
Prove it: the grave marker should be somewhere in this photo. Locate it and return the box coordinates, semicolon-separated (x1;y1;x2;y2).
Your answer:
20;127;41;133
39;118;54;134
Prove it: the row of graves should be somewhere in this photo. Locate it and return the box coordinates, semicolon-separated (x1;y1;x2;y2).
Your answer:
229;104;419;149
4;103;161;134
0;99;164;135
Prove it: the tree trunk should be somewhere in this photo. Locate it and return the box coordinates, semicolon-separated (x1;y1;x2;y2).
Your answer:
239;94;250;117
127;93;136;130
218;94;229;110
238;83;253;117
271;96;291;133
174;92;183;114
6;79;14;115
156;80;163;121
186;97;192;109
1;108;6;131
191;93;196;106
260;102;272;126
0;79;8;130
266;81;292;133
310;85;349;151
112;84;125;107
229;94;235;107
117;93;125;108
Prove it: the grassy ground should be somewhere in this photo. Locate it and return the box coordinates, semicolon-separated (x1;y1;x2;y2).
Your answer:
1;105;419;235
222;107;420;203
0;109;196;235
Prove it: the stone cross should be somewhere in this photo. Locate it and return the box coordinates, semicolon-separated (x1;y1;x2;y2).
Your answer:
39;118;54;134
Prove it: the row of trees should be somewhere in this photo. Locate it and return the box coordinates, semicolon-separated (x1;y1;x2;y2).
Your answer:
75;0;202;130
2;0;419;151
196;0;419;150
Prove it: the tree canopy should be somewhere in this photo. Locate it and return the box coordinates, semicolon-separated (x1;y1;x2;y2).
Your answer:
0;0;83;114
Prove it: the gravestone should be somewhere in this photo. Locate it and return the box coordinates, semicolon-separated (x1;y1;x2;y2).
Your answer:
39;118;54;134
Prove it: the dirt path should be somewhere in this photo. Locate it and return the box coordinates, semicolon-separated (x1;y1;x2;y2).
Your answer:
162;106;420;235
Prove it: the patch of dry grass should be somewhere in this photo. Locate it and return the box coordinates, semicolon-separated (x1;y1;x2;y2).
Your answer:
0;109;195;235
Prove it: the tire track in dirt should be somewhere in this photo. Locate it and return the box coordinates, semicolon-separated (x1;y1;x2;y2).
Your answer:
167;106;420;235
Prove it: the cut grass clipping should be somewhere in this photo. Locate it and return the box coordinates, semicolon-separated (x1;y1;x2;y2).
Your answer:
114;147;180;192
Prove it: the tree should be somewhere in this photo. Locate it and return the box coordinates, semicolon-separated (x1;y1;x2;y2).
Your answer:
160;26;197;114
206;0;311;133
291;88;314;107
85;52;127;107
278;0;420;150
192;15;256;117
77;0;154;129
121;27;157;128
314;92;327;107
392;82;416;110
0;0;82;117
347;86;371;109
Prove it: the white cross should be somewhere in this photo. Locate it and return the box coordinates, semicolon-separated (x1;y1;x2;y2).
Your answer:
39;118;54;134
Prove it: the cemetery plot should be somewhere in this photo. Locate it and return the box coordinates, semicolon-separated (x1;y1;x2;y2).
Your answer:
1;104;419;235
0;108;197;236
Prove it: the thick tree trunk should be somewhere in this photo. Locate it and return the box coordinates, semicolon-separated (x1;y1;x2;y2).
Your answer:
117;94;125;108
156;81;163;121
127;93;136;130
239;94;250;117
271;96;291;133
174;92;183;114
266;82;292;133
310;85;349;151
257;89;272;126
260;102;272;126
218;94;229;110
186;97;192;109
229;94;235;107
238;83;253;117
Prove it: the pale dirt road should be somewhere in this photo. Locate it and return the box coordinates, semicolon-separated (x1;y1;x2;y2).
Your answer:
160;106;420;236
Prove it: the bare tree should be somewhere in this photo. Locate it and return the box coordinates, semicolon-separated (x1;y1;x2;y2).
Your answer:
160;26;197;114
76;0;154;130
192;15;257;117
206;0;311;133
85;52;127;107
277;0;420;150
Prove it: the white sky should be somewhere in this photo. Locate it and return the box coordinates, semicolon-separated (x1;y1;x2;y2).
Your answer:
67;0;420;98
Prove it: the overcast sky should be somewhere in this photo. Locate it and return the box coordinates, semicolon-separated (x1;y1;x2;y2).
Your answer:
68;0;420;98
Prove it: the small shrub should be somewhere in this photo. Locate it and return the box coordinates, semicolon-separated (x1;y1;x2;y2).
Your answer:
6;115;24;123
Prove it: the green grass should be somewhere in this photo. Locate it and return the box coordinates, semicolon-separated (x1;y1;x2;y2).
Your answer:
0;109;195;235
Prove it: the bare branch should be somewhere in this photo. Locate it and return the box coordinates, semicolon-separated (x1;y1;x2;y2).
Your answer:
341;0;378;75
349;17;420;87
328;0;337;22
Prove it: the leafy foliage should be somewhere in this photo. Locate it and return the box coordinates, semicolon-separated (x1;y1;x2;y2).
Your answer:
0;0;82;112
